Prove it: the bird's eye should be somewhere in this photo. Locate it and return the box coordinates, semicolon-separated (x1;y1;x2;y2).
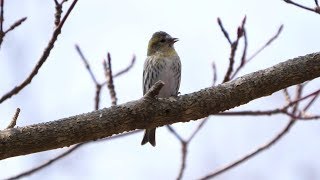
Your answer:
160;39;166;43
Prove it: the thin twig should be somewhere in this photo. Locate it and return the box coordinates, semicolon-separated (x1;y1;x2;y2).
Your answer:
303;91;319;111
0;0;79;104
247;25;283;62
166;125;187;180
143;80;164;99
282;88;291;103
223;39;238;82
6;108;20;129
201;84;305;179
199;119;296;180
75;44;100;85
177;142;187;180
6;143;84;180
219;88;320;117
4;17;27;34
53;0;68;26
167;125;185;142
222;16;246;82
0;0;3;32
75;46;136;108
113;55;136;78
212;62;217;86
230;28;247;79
286;89;320;108
75;44;103;109
240;29;248;67
101;55;136;86
5;131;141;180
168;118;209;180
284;0;320;14
94;84;102;110
0;0;27;48
187;117;209;142
217;17;232;45
103;53;117;106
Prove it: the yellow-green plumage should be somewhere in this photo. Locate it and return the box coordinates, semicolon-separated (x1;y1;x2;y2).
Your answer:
141;31;181;146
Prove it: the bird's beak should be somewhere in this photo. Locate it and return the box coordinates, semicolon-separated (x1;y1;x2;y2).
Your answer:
169;38;179;44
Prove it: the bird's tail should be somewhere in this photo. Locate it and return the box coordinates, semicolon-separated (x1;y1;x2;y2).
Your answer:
141;128;156;146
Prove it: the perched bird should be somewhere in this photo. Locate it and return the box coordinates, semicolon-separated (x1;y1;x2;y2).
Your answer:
141;31;181;146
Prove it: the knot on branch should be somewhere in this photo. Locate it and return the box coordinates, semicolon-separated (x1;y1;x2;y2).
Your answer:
143;80;165;102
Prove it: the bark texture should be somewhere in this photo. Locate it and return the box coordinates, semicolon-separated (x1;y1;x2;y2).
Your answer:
0;52;320;160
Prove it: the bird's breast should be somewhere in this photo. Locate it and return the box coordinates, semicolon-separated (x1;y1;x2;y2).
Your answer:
157;57;180;98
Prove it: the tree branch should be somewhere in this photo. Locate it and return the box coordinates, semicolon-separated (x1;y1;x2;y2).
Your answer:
0;52;319;160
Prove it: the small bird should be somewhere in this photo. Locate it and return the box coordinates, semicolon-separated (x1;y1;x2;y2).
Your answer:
141;31;181;146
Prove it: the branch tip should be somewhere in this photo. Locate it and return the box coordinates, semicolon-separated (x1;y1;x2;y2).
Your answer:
143;80;165;99
6;108;21;129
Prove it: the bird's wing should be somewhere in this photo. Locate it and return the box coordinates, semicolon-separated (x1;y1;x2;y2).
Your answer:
171;55;181;96
143;56;164;95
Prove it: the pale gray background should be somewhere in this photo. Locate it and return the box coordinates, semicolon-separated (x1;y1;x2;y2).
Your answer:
0;0;319;179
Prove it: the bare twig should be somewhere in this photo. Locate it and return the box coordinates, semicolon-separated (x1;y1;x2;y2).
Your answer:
168;117;209;180
282;88;291;103
247;25;283;62
143;80;164;99
228;24;283;80
230;28;247;79
166;125;187;180
75;44;103;109
4;17;27;34
6;143;84;180
0;0;79;104
0;0;27;48
177;142;187;180
0;0;3;32
76;47;135;89
101;55;136;86
75;44;100;85
54;0;68;26
217;17;232;45
187;117;209;142
302;91;319;111
218;109;319;121
222;38;238;82
167;125;185;142
200;84;306;179
6;108;20;129
5;130;141;180
212;62;217;86
103;53;117;106
113;55;136;78
284;0;320;14
286;89;320;108
219;88;320;119
200;119;296;180
222;16;246;82
240;28;248;66
94;84;102;110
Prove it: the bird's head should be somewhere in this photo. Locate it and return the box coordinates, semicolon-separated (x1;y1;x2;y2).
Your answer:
147;31;178;56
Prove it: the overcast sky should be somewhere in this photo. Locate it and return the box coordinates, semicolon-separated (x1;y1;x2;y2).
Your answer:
0;0;320;180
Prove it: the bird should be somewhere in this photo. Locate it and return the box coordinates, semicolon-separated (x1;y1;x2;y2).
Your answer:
141;31;181;146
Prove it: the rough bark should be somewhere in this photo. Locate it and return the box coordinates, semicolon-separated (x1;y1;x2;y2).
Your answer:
0;52;319;160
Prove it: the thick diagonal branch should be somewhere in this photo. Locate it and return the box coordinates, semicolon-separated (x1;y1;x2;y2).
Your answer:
0;52;320;160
